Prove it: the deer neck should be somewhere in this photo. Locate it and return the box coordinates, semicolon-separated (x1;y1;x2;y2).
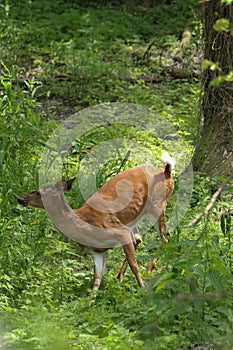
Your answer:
41;192;121;249
42;192;83;237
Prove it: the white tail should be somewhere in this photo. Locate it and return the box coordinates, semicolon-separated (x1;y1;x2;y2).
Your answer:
160;151;176;171
18;154;175;290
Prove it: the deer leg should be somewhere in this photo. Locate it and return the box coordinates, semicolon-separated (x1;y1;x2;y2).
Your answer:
122;242;144;288
117;227;142;282
158;210;170;247
146;210;170;274
145;256;159;275
92;251;108;291
117;261;127;283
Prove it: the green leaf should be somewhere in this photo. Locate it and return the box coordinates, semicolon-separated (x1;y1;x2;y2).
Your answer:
208;269;223;291
202;59;222;72
221;0;233;4
153;272;174;292
213;18;230;32
209;72;233;86
221;214;226;235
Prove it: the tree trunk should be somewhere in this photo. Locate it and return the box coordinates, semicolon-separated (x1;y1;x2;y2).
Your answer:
193;0;233;177
125;0;135;13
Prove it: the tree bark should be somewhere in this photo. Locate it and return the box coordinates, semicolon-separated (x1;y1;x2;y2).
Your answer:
125;0;135;13
193;0;233;177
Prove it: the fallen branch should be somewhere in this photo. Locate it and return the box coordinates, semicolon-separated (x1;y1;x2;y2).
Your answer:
142;39;157;60
187;176;233;227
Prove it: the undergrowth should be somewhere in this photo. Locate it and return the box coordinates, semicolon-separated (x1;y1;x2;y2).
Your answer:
0;1;232;349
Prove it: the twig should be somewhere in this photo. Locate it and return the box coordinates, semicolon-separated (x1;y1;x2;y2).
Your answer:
187;176;233;228
142;39;156;60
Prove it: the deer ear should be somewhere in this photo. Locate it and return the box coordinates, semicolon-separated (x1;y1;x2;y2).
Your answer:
62;177;76;192
54;180;63;192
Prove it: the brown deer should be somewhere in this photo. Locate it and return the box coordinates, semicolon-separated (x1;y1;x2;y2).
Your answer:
18;152;175;290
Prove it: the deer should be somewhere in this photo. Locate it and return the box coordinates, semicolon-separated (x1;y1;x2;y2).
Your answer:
18;152;175;290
